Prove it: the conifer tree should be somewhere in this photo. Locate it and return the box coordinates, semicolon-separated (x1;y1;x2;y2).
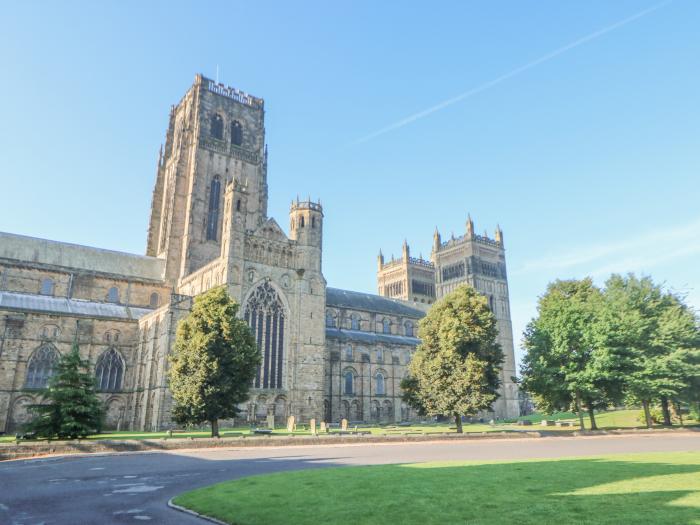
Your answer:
26;343;104;439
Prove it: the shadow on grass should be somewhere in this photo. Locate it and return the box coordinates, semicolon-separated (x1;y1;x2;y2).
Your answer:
174;454;700;525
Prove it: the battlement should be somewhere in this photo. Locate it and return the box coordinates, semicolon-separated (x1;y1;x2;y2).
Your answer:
290;199;323;214
198;74;264;109
380;256;434;270
440;233;502;250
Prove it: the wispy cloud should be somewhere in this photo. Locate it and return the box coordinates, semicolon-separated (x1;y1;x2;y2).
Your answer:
513;216;700;277
349;1;671;146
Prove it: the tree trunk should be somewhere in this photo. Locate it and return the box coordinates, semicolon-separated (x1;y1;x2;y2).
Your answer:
586;404;598;430
676;402;684;426
210;419;220;438
575;390;586;430
660;398;672;426
455;414;463;434
642;399;652;428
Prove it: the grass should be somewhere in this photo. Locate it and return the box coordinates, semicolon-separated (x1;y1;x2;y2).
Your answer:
2;409;696;443
173;451;700;525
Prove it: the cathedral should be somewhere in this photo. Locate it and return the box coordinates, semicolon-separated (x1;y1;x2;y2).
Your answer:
0;74;519;432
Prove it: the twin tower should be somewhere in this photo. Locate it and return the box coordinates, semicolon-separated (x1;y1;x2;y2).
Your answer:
377;216;519;417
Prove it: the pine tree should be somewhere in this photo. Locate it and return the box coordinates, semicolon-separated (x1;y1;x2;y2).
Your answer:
402;285;503;433
26;343;104;439
168;286;260;437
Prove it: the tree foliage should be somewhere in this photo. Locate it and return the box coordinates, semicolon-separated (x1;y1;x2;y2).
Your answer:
168;286;260;437
402;285;504;432
520;274;699;430
25;343;104;439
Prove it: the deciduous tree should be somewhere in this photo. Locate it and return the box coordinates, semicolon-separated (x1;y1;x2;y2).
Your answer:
402;285;503;433
168;287;260;437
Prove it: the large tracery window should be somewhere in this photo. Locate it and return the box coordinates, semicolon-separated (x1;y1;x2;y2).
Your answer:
206;176;221;241
244;281;286;389
95;347;124;392
25;344;59;389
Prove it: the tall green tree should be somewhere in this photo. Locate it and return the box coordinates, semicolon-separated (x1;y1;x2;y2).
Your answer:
601;274;699;427
25;343;104;439
401;285;503;433
168;286;260;437
520;278;615;430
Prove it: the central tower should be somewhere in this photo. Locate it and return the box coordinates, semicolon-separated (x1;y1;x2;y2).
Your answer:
146;74;268;285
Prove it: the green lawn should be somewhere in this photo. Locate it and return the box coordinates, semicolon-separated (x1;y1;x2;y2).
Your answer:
173;451;700;525
2;409;695;443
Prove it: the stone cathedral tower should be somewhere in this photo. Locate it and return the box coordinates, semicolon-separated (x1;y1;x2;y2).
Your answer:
133;75;328;428
377;215;520;419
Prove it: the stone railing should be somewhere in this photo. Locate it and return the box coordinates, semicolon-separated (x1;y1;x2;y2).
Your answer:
199;137;260;164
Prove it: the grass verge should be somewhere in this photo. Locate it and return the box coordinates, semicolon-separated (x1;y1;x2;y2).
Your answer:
173;451;700;525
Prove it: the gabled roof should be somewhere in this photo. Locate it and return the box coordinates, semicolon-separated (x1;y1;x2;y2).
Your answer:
251;218;289;242
326;287;426;318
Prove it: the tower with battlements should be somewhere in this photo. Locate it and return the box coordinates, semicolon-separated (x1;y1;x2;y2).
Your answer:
377;214;520;419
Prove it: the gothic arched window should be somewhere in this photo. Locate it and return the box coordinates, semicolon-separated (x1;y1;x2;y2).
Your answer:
206;176;221;241
95;348;124;392
375;372;385;395
40;278;54;296
344;371;354;394
211;113;224;140
231;120;243;146
25;344;59;389
244;281;286;389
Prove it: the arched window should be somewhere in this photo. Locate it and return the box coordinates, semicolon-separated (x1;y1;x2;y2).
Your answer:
325;311;336;328
25;344;59;389
350;314;360;331
344;371;354;394
95;348;124;392
149;292;160;308
236;199;241;212
404;321;414;337
40;278;54;296
231;120;243;146
107;286;119;303
210;113;223;140
311;216;316;228
206;176;221;241
300;216;305;228
382;318;391;334
375;372;385;395
344;345;353;361
244;282;286;389
377;349;384;363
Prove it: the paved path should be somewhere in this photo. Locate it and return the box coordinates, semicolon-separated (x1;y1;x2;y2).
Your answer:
1;433;698;524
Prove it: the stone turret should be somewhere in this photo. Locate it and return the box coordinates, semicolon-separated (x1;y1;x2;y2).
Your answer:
289;198;323;272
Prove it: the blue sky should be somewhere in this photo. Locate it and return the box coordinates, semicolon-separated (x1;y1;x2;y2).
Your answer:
1;1;698;366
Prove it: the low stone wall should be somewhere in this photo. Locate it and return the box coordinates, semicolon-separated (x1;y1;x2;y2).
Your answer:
1;427;695;462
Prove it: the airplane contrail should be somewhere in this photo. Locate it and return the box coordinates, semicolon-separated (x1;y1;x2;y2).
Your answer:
350;1;672;146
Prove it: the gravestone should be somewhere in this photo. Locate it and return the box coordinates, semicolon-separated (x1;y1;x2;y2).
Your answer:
320;421;327;433
341;418;348;431
287;415;296;433
310;418;316;434
266;414;275;430
540;420;555;427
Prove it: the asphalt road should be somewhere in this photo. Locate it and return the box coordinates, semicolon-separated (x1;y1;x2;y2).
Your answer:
1;433;698;524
